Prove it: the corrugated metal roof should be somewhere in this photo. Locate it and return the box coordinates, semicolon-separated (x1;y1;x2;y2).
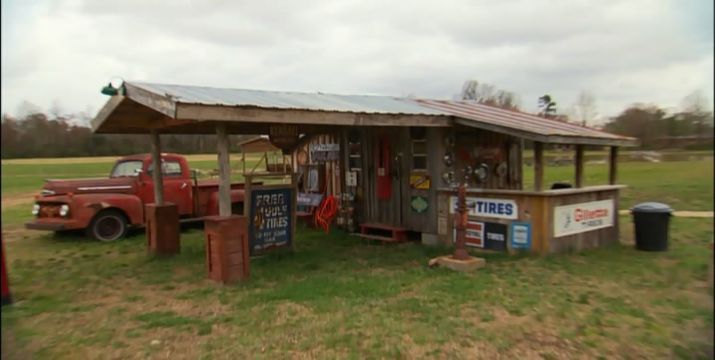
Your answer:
129;81;447;116
120;81;636;145
414;99;632;141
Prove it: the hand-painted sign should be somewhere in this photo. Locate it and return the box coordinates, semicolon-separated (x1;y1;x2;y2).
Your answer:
310;143;340;162
511;222;531;250
249;187;293;254
554;199;614;237
449;196;518;220
451;221;507;250
409;174;431;190
410;196;429;214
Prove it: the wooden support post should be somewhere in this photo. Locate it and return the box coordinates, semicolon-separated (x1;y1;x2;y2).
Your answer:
609;146;618;185
575;145;584;188
534;142;544;192
216;124;232;217
150;130;164;205
242;150;246;175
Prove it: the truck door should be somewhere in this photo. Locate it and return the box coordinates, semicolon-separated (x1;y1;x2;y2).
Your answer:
144;158;194;216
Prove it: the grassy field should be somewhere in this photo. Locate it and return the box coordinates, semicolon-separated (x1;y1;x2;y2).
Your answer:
1;154;713;358
2;219;712;358
1;153;271;197
523;159;714;211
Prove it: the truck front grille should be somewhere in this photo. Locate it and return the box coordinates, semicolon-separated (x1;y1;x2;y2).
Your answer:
38;204;62;218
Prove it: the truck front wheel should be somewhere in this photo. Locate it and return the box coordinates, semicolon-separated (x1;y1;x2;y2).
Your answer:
87;210;128;242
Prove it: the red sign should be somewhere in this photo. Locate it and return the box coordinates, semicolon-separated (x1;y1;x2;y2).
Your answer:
464;221;484;248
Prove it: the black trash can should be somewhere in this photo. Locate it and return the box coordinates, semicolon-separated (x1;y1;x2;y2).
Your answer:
631;202;673;251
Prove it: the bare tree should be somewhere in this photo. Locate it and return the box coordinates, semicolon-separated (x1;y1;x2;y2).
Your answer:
16;101;42;118
680;90;714;138
573;91;598;126
681;90;711;114
460;80;520;110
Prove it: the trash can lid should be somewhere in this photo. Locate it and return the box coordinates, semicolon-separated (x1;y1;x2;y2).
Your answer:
631;202;673;213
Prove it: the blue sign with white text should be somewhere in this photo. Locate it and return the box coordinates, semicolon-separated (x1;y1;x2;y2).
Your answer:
510;222;531;250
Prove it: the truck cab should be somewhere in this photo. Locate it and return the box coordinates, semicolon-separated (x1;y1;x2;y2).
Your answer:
25;153;248;242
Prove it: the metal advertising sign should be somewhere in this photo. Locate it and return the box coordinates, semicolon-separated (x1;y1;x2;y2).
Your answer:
249;187;294;255
297;192;323;207
409;174;431;190
451;221;508;250
511;222;531;250
345;171;357;187
453;220;485;248
449;196;518;220
310;143;340;162
553;199;614;237
484;222;507;251
410;196;429;214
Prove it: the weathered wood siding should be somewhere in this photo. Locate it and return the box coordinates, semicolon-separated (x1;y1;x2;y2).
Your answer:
449;126;522;190
353;126;522;234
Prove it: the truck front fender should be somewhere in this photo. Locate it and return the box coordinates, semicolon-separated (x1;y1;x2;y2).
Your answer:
71;193;144;226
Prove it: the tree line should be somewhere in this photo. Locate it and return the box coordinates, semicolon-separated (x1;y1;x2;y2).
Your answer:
2;86;713;159
1;112;247;159
460;80;714;149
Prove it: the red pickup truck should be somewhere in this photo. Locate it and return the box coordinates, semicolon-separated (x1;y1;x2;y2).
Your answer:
25;153;248;242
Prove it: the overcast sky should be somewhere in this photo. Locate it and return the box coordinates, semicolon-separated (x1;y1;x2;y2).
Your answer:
1;0;713;124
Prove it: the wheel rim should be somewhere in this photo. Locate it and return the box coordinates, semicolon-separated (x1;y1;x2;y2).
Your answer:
96;216;123;241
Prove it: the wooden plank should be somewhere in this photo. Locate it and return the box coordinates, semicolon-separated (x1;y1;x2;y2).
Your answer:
517;139;524;190
609;146;618;185
150;130;164;205
216;124;232;217
125;83;177;119
534;142;544;192
176;103;450;127
91;95;126;132
357;234;403;243
575;144;584;188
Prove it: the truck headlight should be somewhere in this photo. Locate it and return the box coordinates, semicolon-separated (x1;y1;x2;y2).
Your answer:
32;204;40;216
59;204;70;217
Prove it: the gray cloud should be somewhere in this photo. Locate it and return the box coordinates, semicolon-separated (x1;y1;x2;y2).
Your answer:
1;0;712;124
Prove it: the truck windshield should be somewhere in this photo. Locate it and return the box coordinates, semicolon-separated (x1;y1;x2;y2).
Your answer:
111;161;143;177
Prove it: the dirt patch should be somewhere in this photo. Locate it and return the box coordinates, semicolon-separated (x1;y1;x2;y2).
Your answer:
2;227;37;243
2;192;35;210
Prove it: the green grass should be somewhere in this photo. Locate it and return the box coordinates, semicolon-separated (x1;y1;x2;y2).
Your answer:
1;154;713;357
0;154;271;196
523;159;713;210
1;218;712;358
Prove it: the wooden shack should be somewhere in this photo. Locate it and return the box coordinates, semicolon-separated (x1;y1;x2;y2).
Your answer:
92;81;638;255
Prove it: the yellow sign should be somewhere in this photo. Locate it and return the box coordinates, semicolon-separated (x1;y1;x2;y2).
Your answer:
410;174;431;190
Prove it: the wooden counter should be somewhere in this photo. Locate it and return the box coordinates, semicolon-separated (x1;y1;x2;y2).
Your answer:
437;185;625;254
